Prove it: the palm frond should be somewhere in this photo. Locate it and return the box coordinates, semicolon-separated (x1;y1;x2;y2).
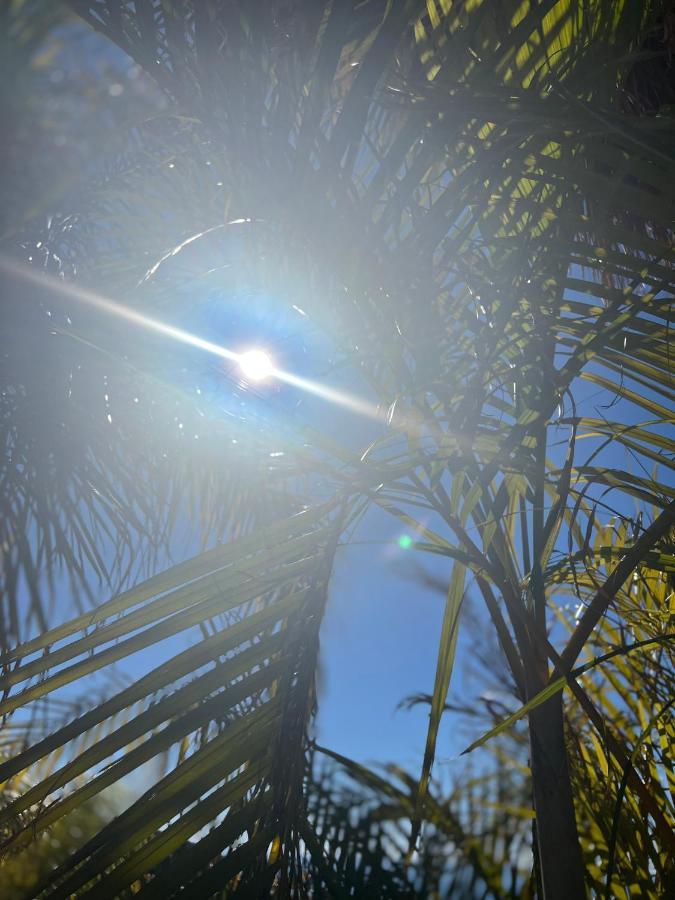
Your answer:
0;504;345;897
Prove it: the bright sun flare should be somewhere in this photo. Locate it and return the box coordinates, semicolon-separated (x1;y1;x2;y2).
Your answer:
238;348;275;382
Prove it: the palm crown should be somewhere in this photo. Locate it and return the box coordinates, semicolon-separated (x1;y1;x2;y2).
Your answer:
1;1;674;897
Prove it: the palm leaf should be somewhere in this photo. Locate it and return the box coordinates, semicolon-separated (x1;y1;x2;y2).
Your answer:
0;504;345;897
4;0;675;894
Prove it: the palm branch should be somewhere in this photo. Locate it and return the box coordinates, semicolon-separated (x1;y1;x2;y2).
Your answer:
2;0;674;896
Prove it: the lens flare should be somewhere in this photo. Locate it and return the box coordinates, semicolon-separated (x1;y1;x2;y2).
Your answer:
0;257;387;425
238;349;274;382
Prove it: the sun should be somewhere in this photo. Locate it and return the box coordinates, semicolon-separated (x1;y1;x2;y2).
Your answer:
238;348;275;382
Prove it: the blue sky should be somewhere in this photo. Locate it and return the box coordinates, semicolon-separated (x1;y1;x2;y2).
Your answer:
317;503;457;768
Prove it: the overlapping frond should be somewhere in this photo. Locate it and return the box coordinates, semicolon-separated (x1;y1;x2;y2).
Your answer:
306;748;532;899
0;505;344;897
2;0;674;894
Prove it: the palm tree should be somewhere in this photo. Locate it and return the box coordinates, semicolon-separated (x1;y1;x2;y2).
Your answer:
1;0;673;896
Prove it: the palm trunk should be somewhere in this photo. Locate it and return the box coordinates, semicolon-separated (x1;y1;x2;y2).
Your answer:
528;690;586;899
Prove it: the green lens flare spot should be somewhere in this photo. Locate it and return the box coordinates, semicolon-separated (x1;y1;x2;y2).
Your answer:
398;534;413;550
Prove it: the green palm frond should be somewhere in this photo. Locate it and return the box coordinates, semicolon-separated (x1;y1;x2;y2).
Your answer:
309;746;533;899
3;0;674;895
558;521;675;897
0;504;345;897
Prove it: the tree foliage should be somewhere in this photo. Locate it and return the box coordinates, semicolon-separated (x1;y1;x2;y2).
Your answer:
1;0;674;896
